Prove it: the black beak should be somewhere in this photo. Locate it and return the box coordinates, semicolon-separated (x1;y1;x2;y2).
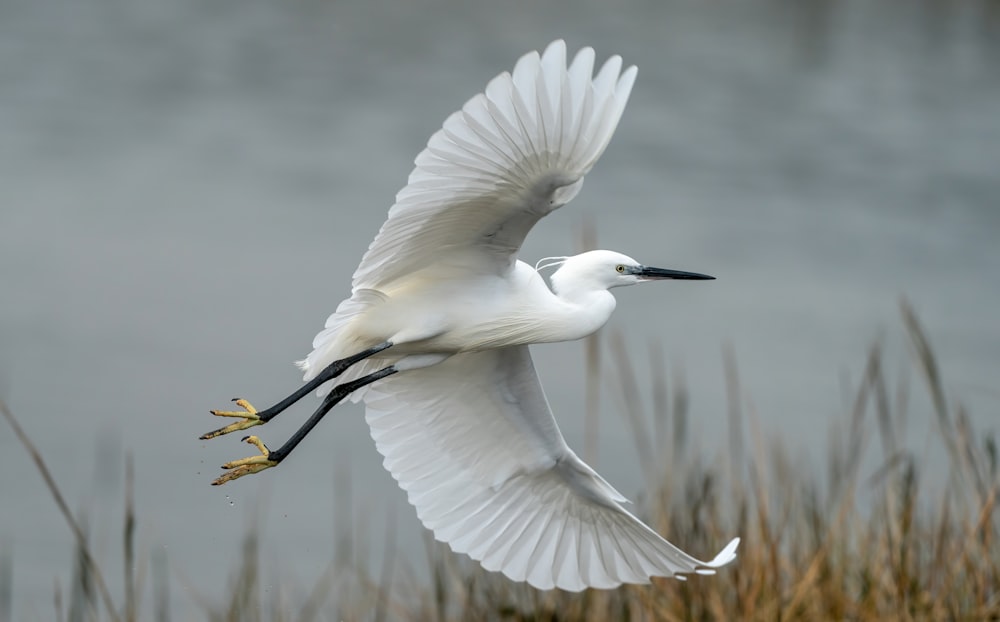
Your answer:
635;266;715;281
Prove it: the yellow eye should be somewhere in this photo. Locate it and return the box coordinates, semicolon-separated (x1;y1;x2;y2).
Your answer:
616;264;625;273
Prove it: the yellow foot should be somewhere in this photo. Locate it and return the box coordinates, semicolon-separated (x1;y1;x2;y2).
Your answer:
201;398;264;440
211;435;278;486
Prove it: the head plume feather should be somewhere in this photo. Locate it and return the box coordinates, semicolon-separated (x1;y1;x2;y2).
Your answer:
534;256;569;273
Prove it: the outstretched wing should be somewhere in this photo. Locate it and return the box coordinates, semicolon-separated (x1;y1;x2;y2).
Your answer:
363;347;739;591
351;40;637;291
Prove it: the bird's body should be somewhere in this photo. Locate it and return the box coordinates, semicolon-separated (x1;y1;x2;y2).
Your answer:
204;40;739;591
308;258;614;366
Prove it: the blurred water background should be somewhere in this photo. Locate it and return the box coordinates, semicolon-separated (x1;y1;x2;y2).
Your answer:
1;0;998;617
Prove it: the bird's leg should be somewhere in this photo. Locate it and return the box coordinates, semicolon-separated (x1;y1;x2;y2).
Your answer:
200;341;393;440
210;364;399;485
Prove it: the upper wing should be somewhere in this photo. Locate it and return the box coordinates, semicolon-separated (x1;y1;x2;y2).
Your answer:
351;40;637;291
363;347;739;591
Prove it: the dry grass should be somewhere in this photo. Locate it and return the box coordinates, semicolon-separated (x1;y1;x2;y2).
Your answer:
2;300;998;620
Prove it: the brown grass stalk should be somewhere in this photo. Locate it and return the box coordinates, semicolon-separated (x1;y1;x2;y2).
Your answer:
0;399;122;622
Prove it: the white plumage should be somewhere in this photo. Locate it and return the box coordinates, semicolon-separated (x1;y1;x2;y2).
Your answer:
297;41;636;391
235;40;739;590
365;347;738;590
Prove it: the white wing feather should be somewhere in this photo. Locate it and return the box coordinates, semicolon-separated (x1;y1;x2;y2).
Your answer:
350;40;637;291
364;347;739;591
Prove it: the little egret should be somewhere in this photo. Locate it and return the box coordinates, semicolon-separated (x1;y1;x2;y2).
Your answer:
202;40;739;591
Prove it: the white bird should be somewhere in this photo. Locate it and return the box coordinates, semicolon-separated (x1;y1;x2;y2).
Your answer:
202;40;739;591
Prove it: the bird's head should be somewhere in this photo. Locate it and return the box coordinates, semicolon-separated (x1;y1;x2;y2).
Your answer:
547;250;714;296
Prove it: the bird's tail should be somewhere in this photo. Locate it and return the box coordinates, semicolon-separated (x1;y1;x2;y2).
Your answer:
295;289;396;402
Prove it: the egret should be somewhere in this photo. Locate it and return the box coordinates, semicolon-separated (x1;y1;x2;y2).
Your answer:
202;40;739;591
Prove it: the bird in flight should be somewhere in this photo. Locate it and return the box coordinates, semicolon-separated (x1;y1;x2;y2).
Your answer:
202;40;738;591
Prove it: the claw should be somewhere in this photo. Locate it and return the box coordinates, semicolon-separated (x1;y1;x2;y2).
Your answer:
201;399;263;440
211;436;278;485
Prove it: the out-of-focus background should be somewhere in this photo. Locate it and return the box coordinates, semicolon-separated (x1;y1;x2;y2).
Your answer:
1;0;998;618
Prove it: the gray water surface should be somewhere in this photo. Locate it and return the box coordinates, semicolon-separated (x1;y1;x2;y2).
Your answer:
2;0;998;617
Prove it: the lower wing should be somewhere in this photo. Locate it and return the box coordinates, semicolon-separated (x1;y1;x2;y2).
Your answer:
362;346;739;591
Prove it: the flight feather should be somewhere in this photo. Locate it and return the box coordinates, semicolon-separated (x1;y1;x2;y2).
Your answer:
350;40;637;290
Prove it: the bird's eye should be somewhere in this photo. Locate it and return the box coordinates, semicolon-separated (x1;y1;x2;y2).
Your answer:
615;264;626;273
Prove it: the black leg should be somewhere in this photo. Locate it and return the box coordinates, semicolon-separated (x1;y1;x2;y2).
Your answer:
202;340;395;441
256;340;394;424
267;364;398;464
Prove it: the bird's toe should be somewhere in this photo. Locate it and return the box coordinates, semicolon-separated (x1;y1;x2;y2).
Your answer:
210;436;278;485
200;399;263;440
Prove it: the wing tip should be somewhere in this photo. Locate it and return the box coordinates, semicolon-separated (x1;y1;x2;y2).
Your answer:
704;536;741;569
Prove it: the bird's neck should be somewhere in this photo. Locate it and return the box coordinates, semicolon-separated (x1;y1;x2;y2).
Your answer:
494;263;618;346
548;287;617;342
